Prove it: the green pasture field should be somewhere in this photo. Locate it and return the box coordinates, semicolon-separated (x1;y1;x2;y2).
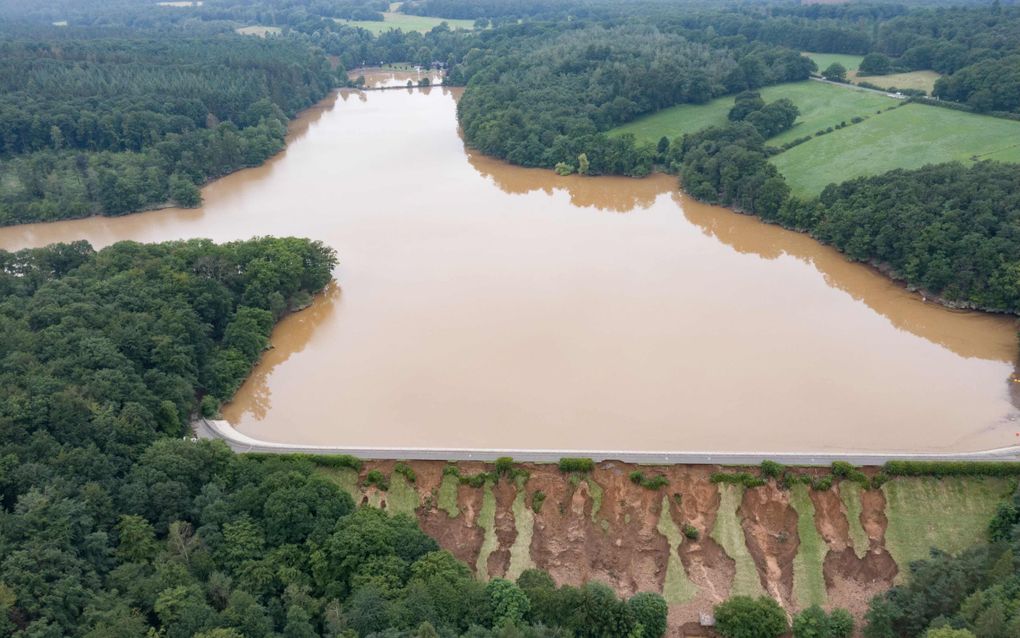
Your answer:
772;102;1020;195
804;52;864;73
336;11;474;34
855;70;941;94
609;81;897;146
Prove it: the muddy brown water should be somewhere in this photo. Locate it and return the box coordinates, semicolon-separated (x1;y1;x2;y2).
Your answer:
354;68;444;89
1;87;1017;453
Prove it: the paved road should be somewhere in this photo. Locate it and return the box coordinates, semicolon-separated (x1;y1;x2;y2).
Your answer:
194;419;1020;467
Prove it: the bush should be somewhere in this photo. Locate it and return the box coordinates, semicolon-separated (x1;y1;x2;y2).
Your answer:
683;523;700;540
760;460;784;479
531;490;546;513
200;394;219;418
558;458;595;473
308;454;364;472
554;162;575;176
443;464;461;477
793;605;853;638
831;462;869;486
364;469;389;491
630;471;670;490
461;471;494;488
810;475;833;491
715;596;788;638
711;472;766;488
628;591;668;638
829;609;854;638
495;457;514;477
394;462;416;484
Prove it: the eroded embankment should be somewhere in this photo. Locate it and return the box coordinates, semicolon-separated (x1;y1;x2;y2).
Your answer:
316;460;1012;637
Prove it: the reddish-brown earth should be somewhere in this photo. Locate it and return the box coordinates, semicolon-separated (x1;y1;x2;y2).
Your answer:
347;460;905;637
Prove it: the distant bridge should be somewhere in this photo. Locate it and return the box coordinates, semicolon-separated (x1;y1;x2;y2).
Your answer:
193;419;1020;466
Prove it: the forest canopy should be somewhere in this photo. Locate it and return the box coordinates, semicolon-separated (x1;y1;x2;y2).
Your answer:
0;36;339;225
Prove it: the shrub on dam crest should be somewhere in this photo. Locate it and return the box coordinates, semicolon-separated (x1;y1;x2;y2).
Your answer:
558;458;595;473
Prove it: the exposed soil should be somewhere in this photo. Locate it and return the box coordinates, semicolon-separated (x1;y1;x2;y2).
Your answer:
740;484;800;610
488;479;519;577
354;460;904;637
812;485;898;619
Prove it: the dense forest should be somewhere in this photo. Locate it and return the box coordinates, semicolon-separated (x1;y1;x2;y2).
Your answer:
0;36;338;225
0;238;669;637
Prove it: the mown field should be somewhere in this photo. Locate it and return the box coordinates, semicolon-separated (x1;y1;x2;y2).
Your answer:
855;70;942;93
772;102;1020;195
609;81;897;146
335;11;474;33
804;51;864;73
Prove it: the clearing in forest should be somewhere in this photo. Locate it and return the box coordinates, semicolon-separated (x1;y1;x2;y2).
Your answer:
608;80;896;146
772;102;1020;195
335;11;474;34
803;52;864;73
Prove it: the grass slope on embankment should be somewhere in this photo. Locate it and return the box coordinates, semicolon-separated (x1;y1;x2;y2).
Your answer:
609;80;896;146
882;477;1014;582
771;102;1020;195
335;11;474;33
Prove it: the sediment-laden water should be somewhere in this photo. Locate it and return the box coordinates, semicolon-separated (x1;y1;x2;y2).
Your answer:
1;87;1016;452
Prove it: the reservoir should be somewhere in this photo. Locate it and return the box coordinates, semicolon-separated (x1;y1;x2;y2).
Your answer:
1;87;1017;453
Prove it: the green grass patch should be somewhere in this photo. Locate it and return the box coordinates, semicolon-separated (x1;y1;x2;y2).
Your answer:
475;481;498;578
335;11;474;34
438;472;461;518
710;484;764;597
586;477;605;525
317;466;361;503
387;473;420;516
856;70;940;94
656;495;700;604
804;52;864;73
839;482;869;559
772;102;1020;195
882;477;1014;583
790;484;828;608
609;80;896;146
506;485;536;581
